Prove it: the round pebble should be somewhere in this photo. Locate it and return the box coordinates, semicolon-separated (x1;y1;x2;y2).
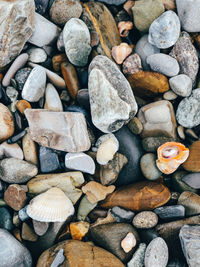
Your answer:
169;74;192;97
132;211;158;229
27;47;47;63
140;153;162;181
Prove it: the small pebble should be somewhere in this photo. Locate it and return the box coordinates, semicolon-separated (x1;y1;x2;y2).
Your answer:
44;83;63;112
122;53;143;75
70;221;90;241
177;126;185;140
4;184;27;211
22;222;38;242
15;67;31;90
132;211;158;229
112;43;132;65
140;153;162;181
27;47;47;63
169;74;192;97
127;117;143;135
127;243;146;267
110;206;135;223
50;249;65;267
163;90;178;101
121;232;136;253
0;207;14;231
33;220;49;236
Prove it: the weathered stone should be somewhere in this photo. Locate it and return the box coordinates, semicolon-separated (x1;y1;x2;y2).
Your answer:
178;191;200;216
127;243;146;267
142;137;175;152
122;53;143;75
133;211;158;229
25;109;91;152
4;184;27;211
39;146;60;173
154;205;185;220
0;103;14;142
182;173;200;189
169;74;192;97
44;83;63;112
140;153;162;181
22;222;38;242
172;171;198;193
70;221;89;241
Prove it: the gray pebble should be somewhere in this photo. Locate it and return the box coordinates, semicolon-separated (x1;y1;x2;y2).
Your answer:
154;205;185;220
15;67;32;91
169;74;192;97
50;249;65;267
0;207;13;231
142;136;175;152
19;206;30;222
127;243;146;267
140;153;162;180
110;206;135;223
133;211;158;229
182;173;200;189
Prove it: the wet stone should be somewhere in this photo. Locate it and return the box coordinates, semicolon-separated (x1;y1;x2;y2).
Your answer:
39;146;60;173
0;207;14;231
110;206;135;223
133;211;158;229
154;205;185;221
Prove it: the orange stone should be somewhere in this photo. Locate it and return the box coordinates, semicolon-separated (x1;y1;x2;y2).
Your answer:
70;221;90;241
0;73;3;82
52;54;67;72
183;141;200;172
13;228;22;242
16;100;31;115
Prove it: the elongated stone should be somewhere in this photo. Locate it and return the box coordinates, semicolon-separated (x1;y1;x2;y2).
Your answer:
178;191;200;216
182;173;200;189
44;83;63;112
0;104;14;142
154;205;185;220
25;109;91;152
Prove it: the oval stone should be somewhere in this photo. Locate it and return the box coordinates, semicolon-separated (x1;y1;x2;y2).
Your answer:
132;211;158;229
182;173;200;189
0;103;14;142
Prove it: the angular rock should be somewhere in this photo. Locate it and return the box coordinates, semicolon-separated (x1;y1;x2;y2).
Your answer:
4;184;27;211
44;83;63;111
140;153;162;181
178;191;200;216
110;206;135;223
77;195;97;221
25;109;91;152
70;221;90;241
169;74;192;97
0;208;13;231
0;103;14;142
133;211;158;229
154;205;185;221
127;243;146;267
112;42;132;65
182;173;200;189
22;222;38;242
39;146;60;173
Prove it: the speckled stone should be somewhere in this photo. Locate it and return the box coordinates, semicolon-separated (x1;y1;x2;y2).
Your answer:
142;137;175;152
178;191;200;216
15;67;31;91
169;74;192;97
140;153;162;181
0;103;14;142
127;117;143;135
154;205;185;221
122;54;142;75
133;211;158;229
127;243;146;267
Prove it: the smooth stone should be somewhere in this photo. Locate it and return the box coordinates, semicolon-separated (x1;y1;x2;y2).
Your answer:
0;207;13;231
22;66;46;102
37;240;125;267
39;146;60;173
169;74;192;97
33;220;49;236
77;195;97;221
35;0;49;14
142;137;175;152
89;56;137;133
110;206;135;223
114;127;143;186
22;222;38;242
167;259;188;267
169;32;199;85
18;206;30;221
15;67;31;90
147;53;179;77
0;158;38;183
50;249;65;267
162;0;176;10
0;103;14;142
135;35;160;70
27;172;84;204
127;117;143;135
0;142;23;160
179;225;200;267
140;153;162;181
0;229;32;267
57;31;65;52
50;0;82;25
27;47;47;63
182;173;200;189
139;228;160;244
145;237;168;267
44;83;63;112
52;54;67;72
25;109;91;152
148;11;180;49
29;12;60;47
22;129;38;165
122;53;143;75
65;152;95;174
176;89;200;128
63;18;91;67
178;191;200;216
0;0;34;70
138;100;176;138
172;171;198;193
90;223;139;262
133;211;158;229
163;90;178;100
132;0;164;32
183;141;200;172
154;205;185;220
4;184;27;211
127;243;146;267
111;42;132;65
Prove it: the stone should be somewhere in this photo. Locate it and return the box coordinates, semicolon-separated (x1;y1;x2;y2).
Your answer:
139;228;160;245
169;74;192;97
149;11;180;49
172;171;198;194
82;2;121;60
140;153;162;181
44;83;63;112
0;142;23;160
91;209;115;227
146;53;179;77
52;54;67;72
27;172;84;204
183;141;200;171
29;12;60;47
70;221;90;241
4;184;27;211
90;223;139;262
0;158;38;183
50;249;65;267
0;208;13;231
37;240;125;267
63;18;91;67
15;67;31;91
22;222;38;242
18;206;29;221
33;220;49;236
16;100;31;115
145;237;168;267
132;0;164;32
110;206;135;223
112;43;132;65
182;173;200;189
39;146;60;173
22;129;38;165
89;55;137;133
77;195;97;221
121;232;137;253
27;47;47;63
142;137;175;152
135;35;160;70
154;205;185;221
178;191;200;216
169;32;199;85
133;211;158;229
98;0;126;4
65;152;95;174
122;53;143;75
25;109;91;152
179;225;200;267
162;0;175;9
138;100;176;138
0;229;32;267
0;103;14;142
82;181;115;204
50;0;83;25
127;71;169;98
101;181;171;211
127;117;143;135
163;90;177;101
0;0;35;70
35;0;49;15
127;243;146;267
76;89;89;109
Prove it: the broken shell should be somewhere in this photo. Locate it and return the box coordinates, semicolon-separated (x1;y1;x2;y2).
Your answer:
118;21;134;38
112;43;132;65
156;142;189;174
121;232;136;253
26;187;74;222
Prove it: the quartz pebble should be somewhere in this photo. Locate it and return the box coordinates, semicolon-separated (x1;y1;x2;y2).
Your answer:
133;211;158;229
44;83;63;112
27;48;47;63
122;53;143;75
127;243;146;267
163;90;177;101
4;184;27;211
154;205;185;221
112;43;132;65
121;232;136;253
169;74;192;97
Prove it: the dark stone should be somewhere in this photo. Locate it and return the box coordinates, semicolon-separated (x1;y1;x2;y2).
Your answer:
114;126;144;186
39;146;60;173
34;0;49;14
110;206;135;223
15;68;31;91
76;89;90;111
142;136;175;152
172;171;198;193
7;129;27;144
182;172;200;189
138;228;159;245
88;208;107;223
167;258;188;267
97;0;127;5
154;205;185;221
76;67;88;88
0;207;14;231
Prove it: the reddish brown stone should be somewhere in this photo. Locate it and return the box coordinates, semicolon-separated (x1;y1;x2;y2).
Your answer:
4;184;27;211
52;54;67;72
16;100;31;115
183;141;200;172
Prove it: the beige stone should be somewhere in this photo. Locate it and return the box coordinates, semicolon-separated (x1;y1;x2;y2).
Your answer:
22;129;38;165
0;104;14;142
0;142;23;160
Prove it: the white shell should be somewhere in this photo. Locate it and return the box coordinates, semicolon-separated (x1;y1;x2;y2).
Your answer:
27;187;74;222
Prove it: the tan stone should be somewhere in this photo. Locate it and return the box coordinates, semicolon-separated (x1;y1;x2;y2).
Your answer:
70;221;90;240
162;0;176;10
22;129;38;165
183;141;200;172
0;103;14;142
0;142;23;160
22;222;38;242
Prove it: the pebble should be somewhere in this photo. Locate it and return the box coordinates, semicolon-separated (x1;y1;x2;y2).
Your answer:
22;222;38;242
140;153;162;181
147;53;179;77
0;158;38;183
0;229;32;267
112;43;132;65
142;136;174;152
163;90;178;101
154;205;185;221
89;55;137;133
0;207;13;231
22;129;38;166
27;47;47;63
145;237;168;267
97;0;126;4
122;53;143;75
183;141;200;172
77;195;97;221
127;243;146;267
22;66;46;102
70;221;90;241
33;220;49;236
15;67;31;90
127;117;143;135
50;249;65;267
39;146;60;173
35;0;49;15
18;206;29;222
63;18;91;67
132;0;164;32
0;103;14;142
44;83;63;111
50;0;83;26
133;211;158;229
0;142;24;160
172;171;198;194
169;74;192;97
4;184;27;211
25;109;91;152
169;32;199;85
148;11;180;49
16;100;31;116
52;54;67;72
110;206;135;223
182;173;200;189
178;191;200;216
121;232;137;253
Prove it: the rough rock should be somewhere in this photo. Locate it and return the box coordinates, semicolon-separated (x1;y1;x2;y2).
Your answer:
0;142;23;160
127;243;146;267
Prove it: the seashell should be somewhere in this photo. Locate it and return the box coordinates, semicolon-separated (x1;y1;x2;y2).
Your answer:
118;21;134;38
156;142;189;174
112;43;132;64
26;187;74;222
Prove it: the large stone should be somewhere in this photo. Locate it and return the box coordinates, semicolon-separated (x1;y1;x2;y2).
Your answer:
25;109;91;152
178;191;200;216
0;0;35;70
0;103;14;142
183;141;200;172
89;55;137;133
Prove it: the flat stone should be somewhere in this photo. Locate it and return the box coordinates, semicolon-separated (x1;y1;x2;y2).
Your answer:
15;67;31;90
0;229;32;267
127;243;146;267
133;211;158;229
110;206;135;223
154;205;185;220
33;220;49;236
39;146;60;173
0;0;35;70
140;153;162;181
0;142;23;160
0;103;14;142
27;47;47;63
89;55;137;133
22;222;38;242
4;184;27;211
182;173;200;189
148;10;180;49
25;109;91;152
0;158;38;183
22;129;38;165
172;171;198;193
142;137;175;152
0;207;13;231
169;74;192;97
178;191;200;216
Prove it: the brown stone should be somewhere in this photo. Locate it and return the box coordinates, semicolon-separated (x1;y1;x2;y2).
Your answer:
52;54;67;72
13;228;22;242
178;191;200;216
123;1;135;17
127;71;169;98
70;221;90;240
61;61;80;99
22;129;38;166
0;73;3;82
100;181;171;211
4;184;27;211
183;141;200;172
36;239;125;267
162;0;176;9
91;209;116;227
16;100;31;115
0;103;14;142
22;222;38;242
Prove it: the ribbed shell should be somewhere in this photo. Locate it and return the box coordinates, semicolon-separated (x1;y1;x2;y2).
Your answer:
27;187;74;222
